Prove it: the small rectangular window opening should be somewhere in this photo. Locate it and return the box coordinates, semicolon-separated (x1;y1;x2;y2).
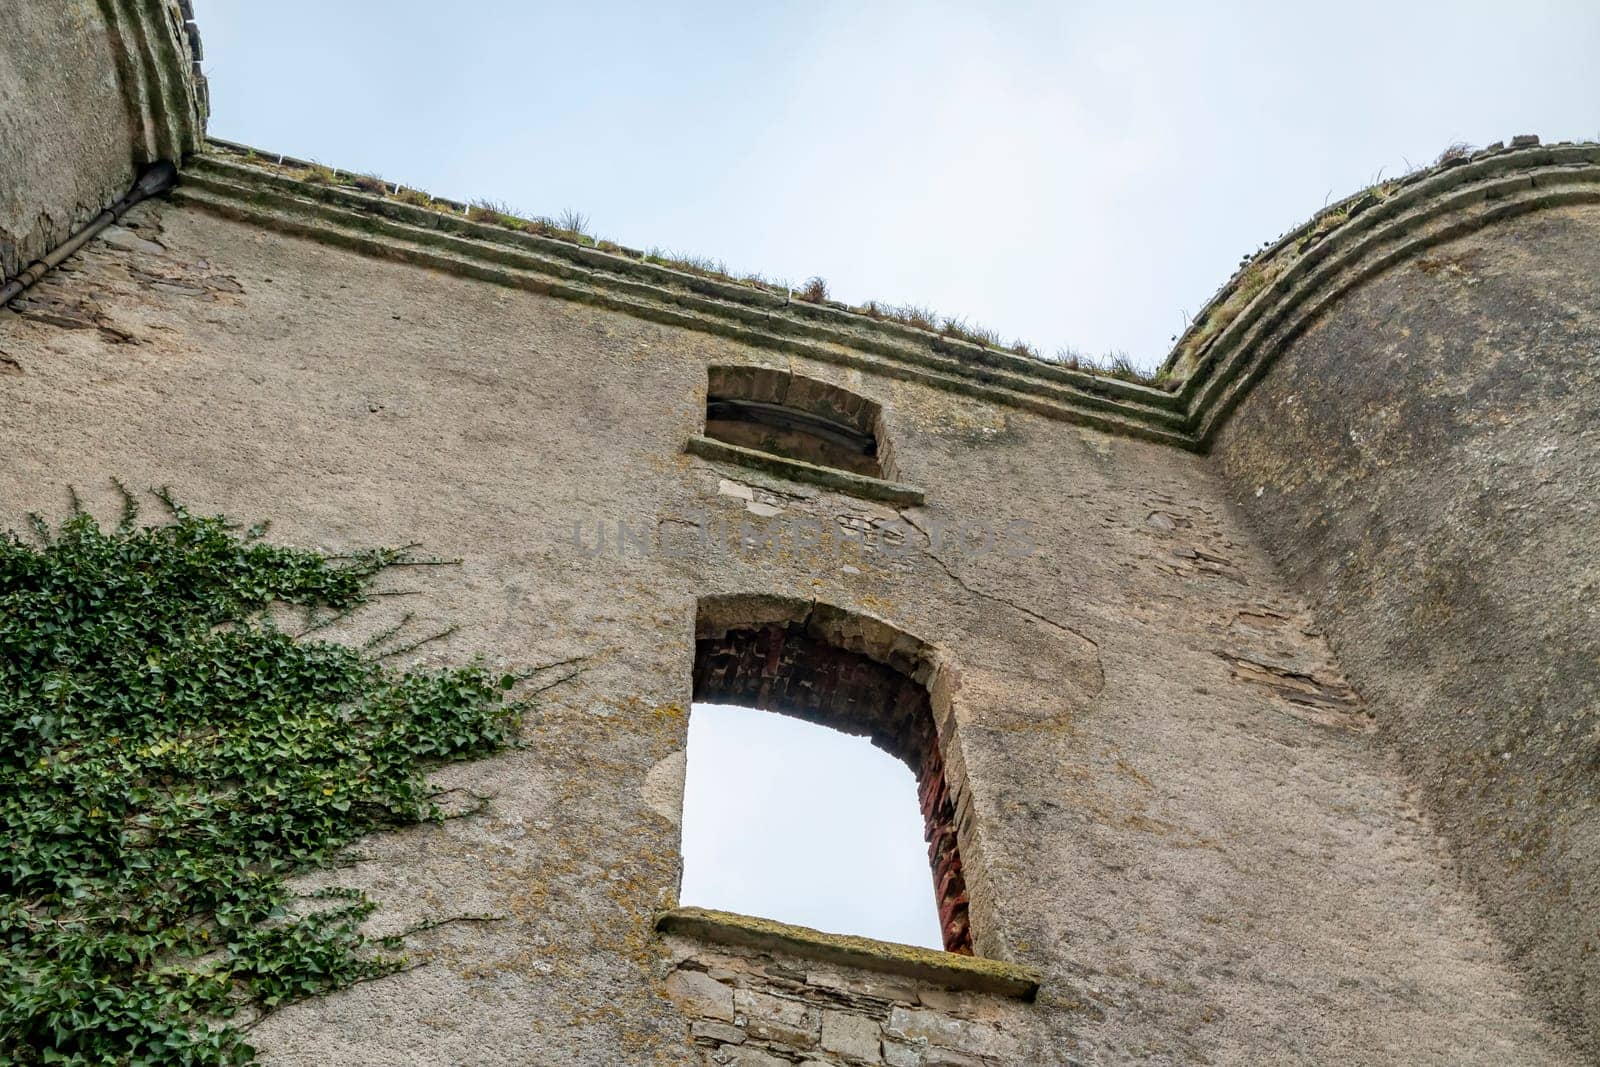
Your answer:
702;366;894;480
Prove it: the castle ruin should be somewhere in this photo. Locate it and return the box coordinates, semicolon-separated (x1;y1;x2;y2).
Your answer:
4;4;1600;1064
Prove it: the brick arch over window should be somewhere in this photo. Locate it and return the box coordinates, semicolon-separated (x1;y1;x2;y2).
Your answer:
693;594;973;954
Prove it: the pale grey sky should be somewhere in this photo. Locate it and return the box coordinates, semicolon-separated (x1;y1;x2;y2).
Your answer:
681;704;942;948
196;0;1600;370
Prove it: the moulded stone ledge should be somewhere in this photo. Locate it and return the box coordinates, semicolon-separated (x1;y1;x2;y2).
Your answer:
170;166;1201;448
181;150;1193;422
655;907;1041;1000
683;434;926;506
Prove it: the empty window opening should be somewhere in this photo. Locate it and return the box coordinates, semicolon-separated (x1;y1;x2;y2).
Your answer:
704;366;894;480
689;596;973;954
681;703;944;950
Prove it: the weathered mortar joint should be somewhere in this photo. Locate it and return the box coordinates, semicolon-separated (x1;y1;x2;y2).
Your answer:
1214;652;1373;732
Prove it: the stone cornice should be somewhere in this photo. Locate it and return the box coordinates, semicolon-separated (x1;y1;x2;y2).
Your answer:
174;146;1197;449
98;0;207;163
171;140;1600;452
1166;141;1600;447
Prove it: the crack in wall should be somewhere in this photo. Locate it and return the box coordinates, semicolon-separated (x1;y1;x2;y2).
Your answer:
898;508;1100;656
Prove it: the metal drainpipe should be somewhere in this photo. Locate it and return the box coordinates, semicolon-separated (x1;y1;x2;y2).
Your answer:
0;161;179;308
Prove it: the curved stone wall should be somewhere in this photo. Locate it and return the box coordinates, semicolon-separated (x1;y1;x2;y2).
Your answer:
1212;200;1600;1052
0;0;204;283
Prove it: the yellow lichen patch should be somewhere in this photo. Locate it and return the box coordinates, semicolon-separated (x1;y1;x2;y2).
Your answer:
650;701;686;724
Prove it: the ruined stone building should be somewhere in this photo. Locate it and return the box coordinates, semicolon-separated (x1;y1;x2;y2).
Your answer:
5;4;1600;1065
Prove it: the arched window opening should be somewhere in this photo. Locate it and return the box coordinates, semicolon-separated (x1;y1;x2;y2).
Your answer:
689;595;973;954
702;366;895;480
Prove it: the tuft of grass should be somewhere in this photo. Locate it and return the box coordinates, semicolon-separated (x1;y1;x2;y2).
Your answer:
394;187;433;208
469;199;548;234
861;301;941;332
1048;347;1155;384
797;277;829;303
646;248;729;277
939;317;1002;349
300;163;337;185
350;173;389;196
556;210;590;238
467;198;512;223
1435;142;1474;165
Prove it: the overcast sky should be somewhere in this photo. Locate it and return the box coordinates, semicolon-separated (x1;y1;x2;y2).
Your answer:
196;0;1598;371
681;704;942;948
192;2;1598;944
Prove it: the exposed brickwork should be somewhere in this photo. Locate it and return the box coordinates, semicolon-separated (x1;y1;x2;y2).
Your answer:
695;620;973;954
915;746;970;955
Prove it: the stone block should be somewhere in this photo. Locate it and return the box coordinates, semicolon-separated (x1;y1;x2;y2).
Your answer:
692;1019;747;1043
881;1041;922;1067
820;1009;882;1062
736;988;821;1046
882;1007;1016;1061
668;969;735;1022
884;1006;965;1047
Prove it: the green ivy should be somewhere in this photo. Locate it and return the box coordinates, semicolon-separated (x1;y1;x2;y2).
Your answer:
0;490;524;1065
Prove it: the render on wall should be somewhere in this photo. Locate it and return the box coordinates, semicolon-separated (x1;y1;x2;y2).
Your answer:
4;6;1600;1064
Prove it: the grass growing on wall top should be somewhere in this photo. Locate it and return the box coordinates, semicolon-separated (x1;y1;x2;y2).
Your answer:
0;489;525;1065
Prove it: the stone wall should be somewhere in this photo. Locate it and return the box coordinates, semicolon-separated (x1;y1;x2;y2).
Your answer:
0;0;204;283
0;193;1581;1063
660;928;1043;1066
1212;201;1600;1055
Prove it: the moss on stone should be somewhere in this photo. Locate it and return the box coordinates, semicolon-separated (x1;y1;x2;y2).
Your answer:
655;907;1041;1000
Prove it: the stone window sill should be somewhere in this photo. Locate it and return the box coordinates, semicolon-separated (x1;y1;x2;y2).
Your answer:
684;435;926;506
655;907;1040;1001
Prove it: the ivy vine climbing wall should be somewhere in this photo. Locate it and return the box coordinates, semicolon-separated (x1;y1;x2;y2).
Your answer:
0;488;524;1065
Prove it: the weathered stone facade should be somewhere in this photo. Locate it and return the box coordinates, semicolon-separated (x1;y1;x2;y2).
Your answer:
1212;202;1600;1054
4;8;1600;1064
